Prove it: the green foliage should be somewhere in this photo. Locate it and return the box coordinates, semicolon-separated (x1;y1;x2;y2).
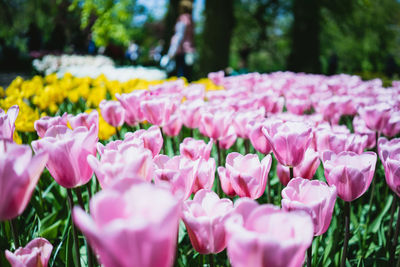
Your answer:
320;0;400;74
70;0;139;47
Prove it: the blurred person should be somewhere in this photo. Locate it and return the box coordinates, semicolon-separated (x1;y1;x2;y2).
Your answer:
161;0;195;81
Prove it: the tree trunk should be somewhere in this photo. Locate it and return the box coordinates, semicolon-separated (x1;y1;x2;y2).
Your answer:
199;0;234;76
163;0;180;54
287;0;321;73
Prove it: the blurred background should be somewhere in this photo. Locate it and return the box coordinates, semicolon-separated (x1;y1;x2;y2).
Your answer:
0;0;400;84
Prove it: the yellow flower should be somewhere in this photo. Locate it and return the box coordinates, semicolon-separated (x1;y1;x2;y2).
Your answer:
13;131;22;144
98;114;116;140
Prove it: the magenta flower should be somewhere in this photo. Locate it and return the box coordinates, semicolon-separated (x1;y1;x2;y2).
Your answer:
183;84;205;101
99;100;125;127
217;125;238;150
322;151;377;201
358;102;392;133
262;121;312;167
192;157;216;193
5;238;53;267
124;125;163;157
276;149;320;186
73;179;181;267
0;141;48;220
34;113;68;138
225;199;313;267
162;113;183;137
88;143;154;189
140;97;177;127
382;111;400;138
378;137;400;196
199;110;233;140
182;190;233;254
32;125;97;188
67;110;99;133
153;154;196;200
0;105;19;141
353;116;376;149
116;90;148;126
281;178;337;236
180;137;213;161
232;108;265;139
179;100;204;129
218;153;272;199
247;120;272;154
315;129;367;155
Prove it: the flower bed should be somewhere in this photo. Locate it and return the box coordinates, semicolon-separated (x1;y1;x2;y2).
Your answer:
1;71;400;267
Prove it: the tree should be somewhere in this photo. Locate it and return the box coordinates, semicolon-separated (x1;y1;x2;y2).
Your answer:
199;0;235;76
287;0;321;73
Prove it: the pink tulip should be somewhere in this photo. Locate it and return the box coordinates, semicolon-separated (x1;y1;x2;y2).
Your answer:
192;157;216;193
353;116;376;149
256;92;284;114
225;199;313;267
124;125;163;157
322;151;377;201
31;125;97;188
248;120;272;155
358;102;392;133
34;113;67;138
281;178;337;236
73;179;181;267
382;111;400;138
378;137;400;196
0;141;48;220
232;108;265;138
208;70;224;85
5;238;53;267
180;137;213;160
0;105;19;141
140;97;177;127
163;113;182;137
182;189;233;254
153;154;196;200
276;149;320;186
179;100;204;129
262;121;312;167
88;143;153;188
218;125;238;150
116;90;148;126
184;84;205;101
99;100;125;127
199;110;233;140
67;110;99;133
315;129;367;155
218;153;272;199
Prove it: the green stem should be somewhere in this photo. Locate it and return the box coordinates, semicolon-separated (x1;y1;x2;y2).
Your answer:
391;198;400;265
216;140;223;197
341;202;351;267
244;139;250;154
267;177;271;203
74;187;94;267
313;235;321;266
388;195;397;257
9;219;20;249
115;127;121;140
86;182;92;202
209;254;215;267
160;128;165;154
289;166;294;180
307;242;312;267
67;189;82;267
